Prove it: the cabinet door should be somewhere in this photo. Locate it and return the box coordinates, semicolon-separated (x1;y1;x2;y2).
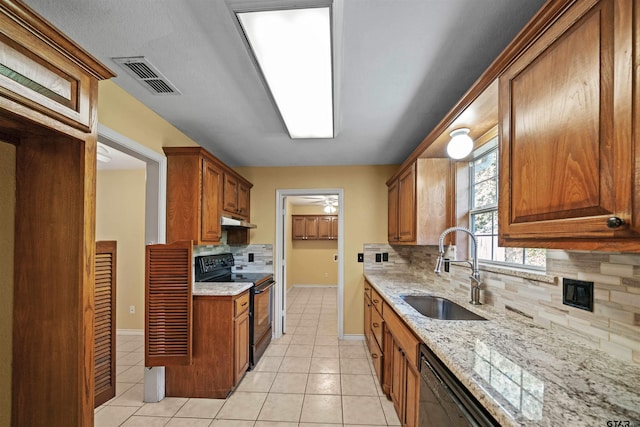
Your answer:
237;181;250;218
95;241;117;408
364;293;373;351
234;309;250;383
202;159;222;242
305;216;319;239
388;180;399;242
223;174;238;213
330;216;338;239
292;216;307;239
499;0;639;248
390;338;406;423
404;363;419;427
397;164;416;242
318;216;332;239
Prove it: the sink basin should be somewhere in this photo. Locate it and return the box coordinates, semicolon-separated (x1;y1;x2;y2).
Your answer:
400;295;487;321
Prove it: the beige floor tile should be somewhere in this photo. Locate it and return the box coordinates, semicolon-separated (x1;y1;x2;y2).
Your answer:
216;391;267;420
135;397;188;417
338;340;364;347
310;357;340;374
115;381;137;397
94;405;138;427
288;306;305;314
380;395;401;426
340;358;372;375
295;326;318;335
300;394;343;424
316;327;338;336
117;351;145;366
270;372;308;393
174;398;225;418
118;340;144;352
236;371;277;392
117;364;133;375
210;420;255;427
271;334;292;345
341;374;378;396
257;393;304;422
290;334;316;345
285;344;314;357
118;365;145;383
285;326;297;334
306;373;341;395
264;344;289;357
299;424;342;427
253;356;283;372
313;345;340;358
108;383;145;406
298;318;320;327
314;336;339;346
165;418;213;427
121;415;171;426
254;422;299;427
339;346;367;359
279;357;311;373
342;396;387;426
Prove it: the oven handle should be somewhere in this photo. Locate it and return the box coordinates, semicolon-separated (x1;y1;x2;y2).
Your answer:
253;279;275;294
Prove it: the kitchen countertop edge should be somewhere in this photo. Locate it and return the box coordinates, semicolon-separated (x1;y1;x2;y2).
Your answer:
193;282;253;296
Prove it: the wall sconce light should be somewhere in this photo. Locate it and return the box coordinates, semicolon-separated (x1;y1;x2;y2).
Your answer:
446;128;473;159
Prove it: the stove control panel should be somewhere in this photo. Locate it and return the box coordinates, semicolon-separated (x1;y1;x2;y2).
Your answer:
196;253;234;274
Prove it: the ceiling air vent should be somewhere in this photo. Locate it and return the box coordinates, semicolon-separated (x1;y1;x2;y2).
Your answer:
112;56;181;95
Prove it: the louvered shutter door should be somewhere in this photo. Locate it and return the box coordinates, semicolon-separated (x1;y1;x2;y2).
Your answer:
145;241;193;366
95;241;117;407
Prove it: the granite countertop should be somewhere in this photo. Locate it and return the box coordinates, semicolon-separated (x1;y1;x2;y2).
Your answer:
364;272;640;427
193;282;253;296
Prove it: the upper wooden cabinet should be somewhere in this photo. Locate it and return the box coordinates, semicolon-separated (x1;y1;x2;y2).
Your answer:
318;216;338;240
387;159;453;245
223;173;252;220
499;0;640;251
292;215;321;240
164;147;253;245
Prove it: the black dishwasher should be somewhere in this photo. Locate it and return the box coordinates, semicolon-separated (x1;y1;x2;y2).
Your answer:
419;344;498;427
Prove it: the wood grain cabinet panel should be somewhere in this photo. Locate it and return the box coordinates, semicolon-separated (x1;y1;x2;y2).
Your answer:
223;173;252;221
388;159;453;245
291;215;332;240
95;241;117;408
499;0;640;251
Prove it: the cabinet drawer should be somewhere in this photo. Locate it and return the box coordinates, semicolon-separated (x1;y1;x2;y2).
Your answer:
369;335;383;382
371;307;384;349
234;292;249;317
383;302;419;369
371;288;383;314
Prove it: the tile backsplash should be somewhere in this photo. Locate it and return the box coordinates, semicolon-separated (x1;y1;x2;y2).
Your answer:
364;244;640;365
193;243;273;273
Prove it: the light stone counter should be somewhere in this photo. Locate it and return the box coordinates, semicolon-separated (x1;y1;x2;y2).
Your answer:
364;272;640;427
193;282;253;296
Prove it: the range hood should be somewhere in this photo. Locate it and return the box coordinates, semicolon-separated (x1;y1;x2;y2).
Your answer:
221;216;257;229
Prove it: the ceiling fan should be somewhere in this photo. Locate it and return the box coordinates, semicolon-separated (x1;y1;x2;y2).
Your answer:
300;195;339;213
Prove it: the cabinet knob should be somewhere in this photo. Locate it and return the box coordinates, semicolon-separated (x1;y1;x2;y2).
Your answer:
371;353;379;359
606;217;625;229
372;322;380;328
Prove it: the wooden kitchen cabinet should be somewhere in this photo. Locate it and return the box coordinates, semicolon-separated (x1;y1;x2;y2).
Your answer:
318;215;338;240
223;173;252;221
292;215;319;240
499;0;640;251
164;147;253;245
364;281;384;388
165;290;251;398
95;241;117;408
383;300;420;427
387;158;453;245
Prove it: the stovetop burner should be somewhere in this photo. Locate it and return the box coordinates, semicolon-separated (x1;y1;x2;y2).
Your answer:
195;253;272;284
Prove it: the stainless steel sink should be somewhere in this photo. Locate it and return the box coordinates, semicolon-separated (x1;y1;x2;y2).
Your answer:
400;295;487;321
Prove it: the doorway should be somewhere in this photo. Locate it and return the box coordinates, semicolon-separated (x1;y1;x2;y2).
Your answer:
274;189;345;340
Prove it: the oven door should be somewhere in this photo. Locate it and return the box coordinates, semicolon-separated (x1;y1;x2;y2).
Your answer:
251;279;275;367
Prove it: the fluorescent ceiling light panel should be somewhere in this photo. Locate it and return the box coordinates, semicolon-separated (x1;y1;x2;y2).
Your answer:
238;7;334;139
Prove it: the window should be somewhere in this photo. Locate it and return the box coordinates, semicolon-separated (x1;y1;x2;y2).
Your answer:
469;138;545;268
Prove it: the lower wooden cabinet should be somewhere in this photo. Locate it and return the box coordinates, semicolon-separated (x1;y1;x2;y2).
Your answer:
95;241;117;408
364;280;419;427
165;291;250;398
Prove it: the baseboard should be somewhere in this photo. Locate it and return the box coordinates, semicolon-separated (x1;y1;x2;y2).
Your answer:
342;334;365;341
117;328;144;336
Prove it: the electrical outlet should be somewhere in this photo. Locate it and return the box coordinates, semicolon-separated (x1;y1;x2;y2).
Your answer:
129;305;135;314
382;253;389;262
248;253;254;262
375;253;382;262
333;254;338;262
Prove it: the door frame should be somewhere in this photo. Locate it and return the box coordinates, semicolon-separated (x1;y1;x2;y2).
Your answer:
274;188;345;339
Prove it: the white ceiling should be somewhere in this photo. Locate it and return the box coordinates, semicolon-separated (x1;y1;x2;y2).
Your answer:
24;0;546;167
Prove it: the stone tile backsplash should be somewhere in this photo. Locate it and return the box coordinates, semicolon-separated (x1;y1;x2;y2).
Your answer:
364;244;640;365
193;243;273;273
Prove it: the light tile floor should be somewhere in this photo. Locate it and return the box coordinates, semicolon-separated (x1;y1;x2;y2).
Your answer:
96;286;401;426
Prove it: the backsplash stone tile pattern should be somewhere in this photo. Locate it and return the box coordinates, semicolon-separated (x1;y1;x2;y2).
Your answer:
363;244;640;365
193;243;273;273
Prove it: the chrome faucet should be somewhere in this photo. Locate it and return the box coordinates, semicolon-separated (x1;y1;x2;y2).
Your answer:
434;226;482;305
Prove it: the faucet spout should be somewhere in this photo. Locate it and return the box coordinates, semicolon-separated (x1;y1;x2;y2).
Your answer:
435;226;482;305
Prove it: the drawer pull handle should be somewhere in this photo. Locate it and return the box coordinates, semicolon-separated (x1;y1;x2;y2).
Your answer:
373;299;379;304
373;322;380;328
241;301;248;307
371;353;379;359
